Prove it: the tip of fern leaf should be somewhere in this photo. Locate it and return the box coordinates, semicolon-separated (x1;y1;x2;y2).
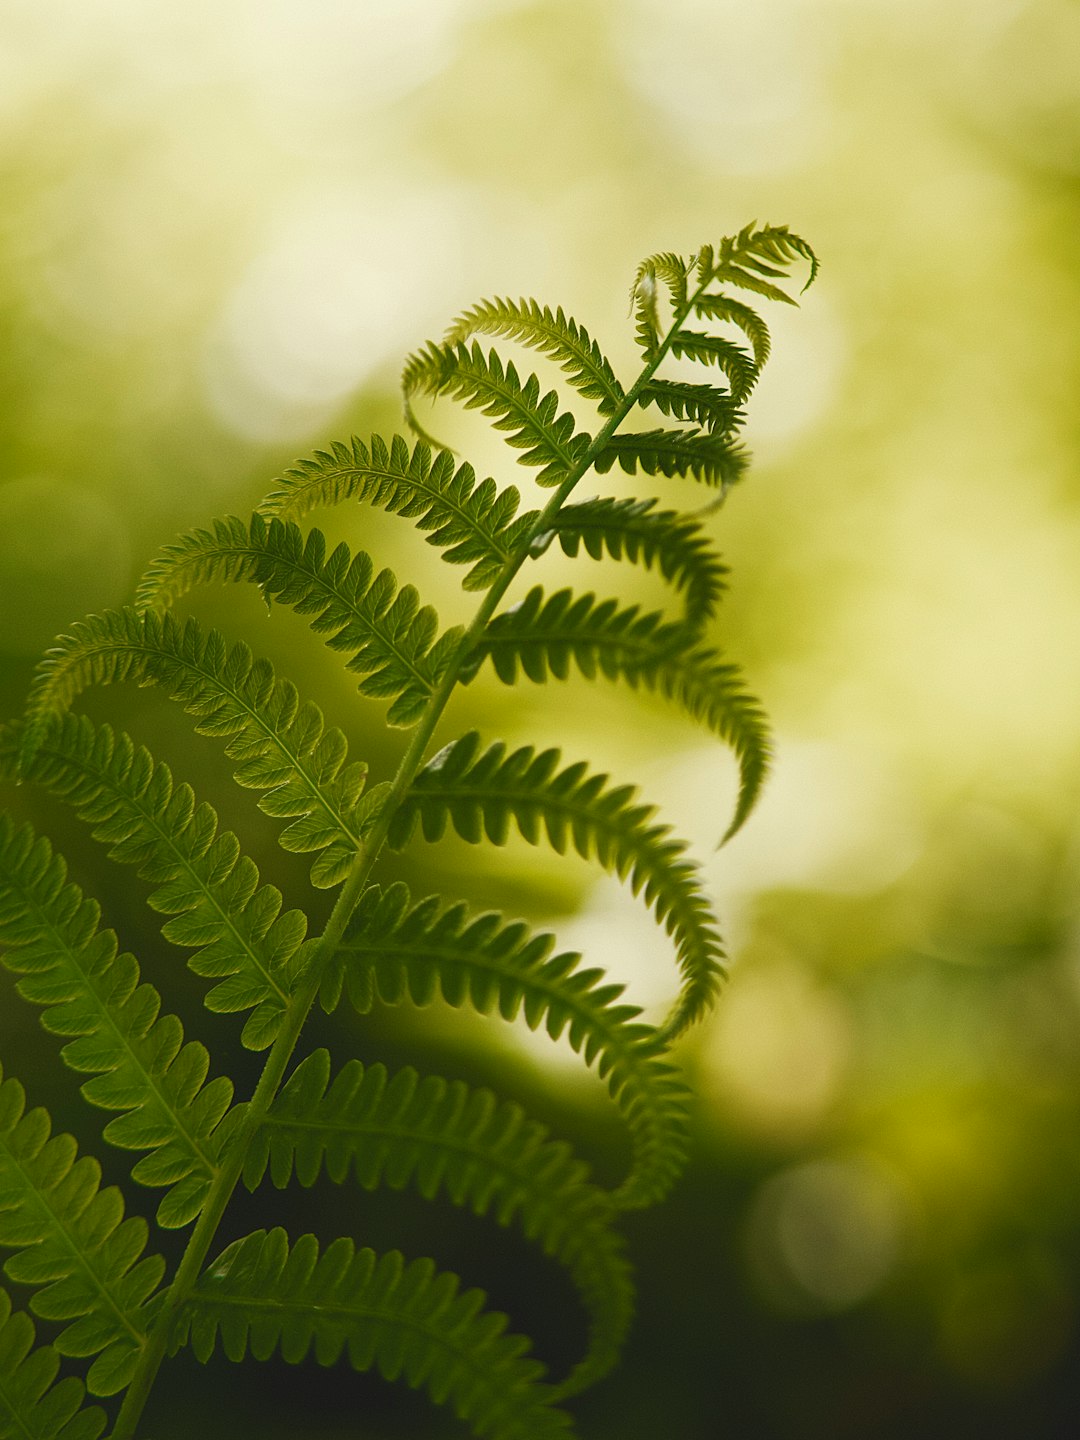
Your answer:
716;781;765;849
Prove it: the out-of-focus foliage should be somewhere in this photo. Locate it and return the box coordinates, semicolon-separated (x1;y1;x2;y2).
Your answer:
2;1;1079;1436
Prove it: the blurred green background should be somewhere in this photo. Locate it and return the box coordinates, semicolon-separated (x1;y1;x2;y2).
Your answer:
2;0;1079;1435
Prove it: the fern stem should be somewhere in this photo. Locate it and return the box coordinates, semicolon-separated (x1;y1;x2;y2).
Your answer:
107;287;703;1440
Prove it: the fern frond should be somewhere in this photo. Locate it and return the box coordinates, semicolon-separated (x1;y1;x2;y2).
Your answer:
0;815;239;1228
402;342;591;488
135;516;459;729
14;714;307;1051
699;223;819;304
629;253;691;356
441;298;626;417
466;588;769;840
551;496;728;629
666;332;756;401
176;1228;574;1439
132;514;260;615
256;435;537;592
243;1048;632;1397
689;294;771;367
594;428;748;489
0;1066;164;1396
19;609;381;890
631;226;815;364
0;1289;106;1440
322;882;691;1209
387;734;724;1038
636;377;744;433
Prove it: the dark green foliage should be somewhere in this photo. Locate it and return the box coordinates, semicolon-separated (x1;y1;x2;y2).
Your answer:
388;731;726;1039
256;434;537;591
402;342;592;487
17;609;383;890
0;227;815;1437
11;714;310;1053
133;515;463;727
462;584;769;838
0;1290;106;1440
0;1067;165;1397
0;814;238;1228
320;882;693;1211
550;495;729;629
244;1048;633;1397
174;1229;573;1439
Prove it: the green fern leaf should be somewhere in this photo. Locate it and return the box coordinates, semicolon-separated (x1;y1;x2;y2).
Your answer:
0;814;238;1228
321;882;692;1210
0;1289;106;1440
636;377;744;432
466;587;769;840
176;1228;574;1439
666;331;756;400
689;294;772;367
594;428;748;489
132;514;260;614
18;609;380;890
402;341;592;488
135;516;459;729
550;496;728;629
256;434;536;592
629;253;691;356
14;714;306;1051
441;298;626;417
0;1066;165;1397
700;223;819;305
630;226;816;363
243;1048;632;1398
387;733;724;1038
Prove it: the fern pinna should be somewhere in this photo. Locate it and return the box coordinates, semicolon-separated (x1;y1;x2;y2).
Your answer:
0;225;816;1438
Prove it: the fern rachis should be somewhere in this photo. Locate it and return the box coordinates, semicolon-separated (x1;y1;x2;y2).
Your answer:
0;224;815;1438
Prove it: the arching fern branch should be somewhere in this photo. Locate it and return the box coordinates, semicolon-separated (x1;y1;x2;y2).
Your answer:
134;516;461;729
0;813;239;1229
463;586;770;842
402;342;593;488
243;1048;633;1399
174;1229;573;1440
17;610;385;889
594;427;749;491
387;732;725;1040
635;377;745;433
256;433;539;593
11;713;308;1052
441;297;626;416
320;882;692;1210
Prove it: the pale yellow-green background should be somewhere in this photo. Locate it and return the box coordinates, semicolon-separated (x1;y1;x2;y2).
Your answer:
1;1;1079;1434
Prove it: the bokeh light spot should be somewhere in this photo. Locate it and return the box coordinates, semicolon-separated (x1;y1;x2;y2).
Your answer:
702;950;851;1137
745;1154;907;1314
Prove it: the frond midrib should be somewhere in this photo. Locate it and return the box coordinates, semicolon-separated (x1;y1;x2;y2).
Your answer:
259;1108;606;1223
113;624;362;850
445;300;624;412
265;545;438;694
29;723;291;1010
418;348;583;471
185;1271;557;1435
9;878;219;1180
0;1134;147;1353
270;456;516;564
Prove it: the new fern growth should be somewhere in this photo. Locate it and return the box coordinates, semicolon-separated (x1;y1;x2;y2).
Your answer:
0;225;816;1438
